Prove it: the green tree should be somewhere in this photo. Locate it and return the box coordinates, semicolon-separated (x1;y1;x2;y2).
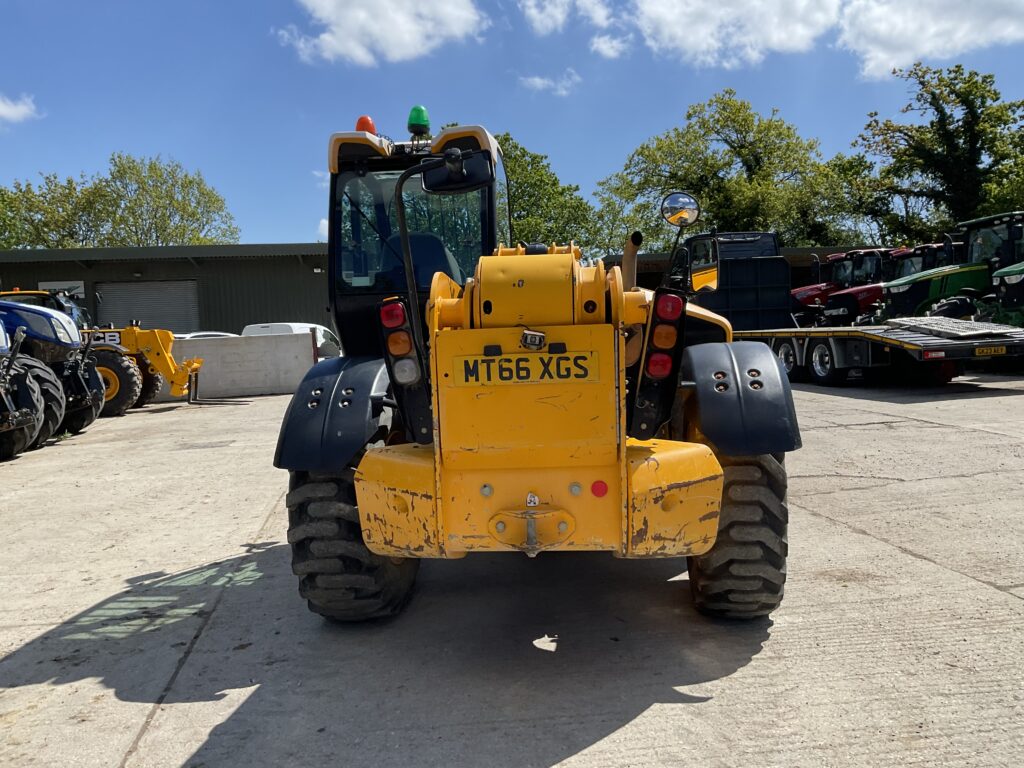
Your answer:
598;90;849;248
495;132;596;250
101;153;239;246
856;63;1024;238
0;154;239;249
0;174;111;248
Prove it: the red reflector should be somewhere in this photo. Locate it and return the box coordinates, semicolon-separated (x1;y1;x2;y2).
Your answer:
591;480;608;498
355;115;377;134
923;351;945;360
655;294;683;321
646;352;673;379
380;302;406;329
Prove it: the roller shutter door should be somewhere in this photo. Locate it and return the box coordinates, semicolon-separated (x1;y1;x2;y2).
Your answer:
96;280;200;333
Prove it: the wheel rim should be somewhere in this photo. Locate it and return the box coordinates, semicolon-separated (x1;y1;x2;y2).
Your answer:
97;367;119;400
776;342;796;373
811;344;832;378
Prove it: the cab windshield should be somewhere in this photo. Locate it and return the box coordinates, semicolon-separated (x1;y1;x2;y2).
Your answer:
968;225;1008;264
852;253;881;284
832;260;853;286
334;167;488;293
896;257;923;278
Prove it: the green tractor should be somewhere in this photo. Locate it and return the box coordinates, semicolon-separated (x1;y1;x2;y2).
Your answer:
880;212;1024;320
926;212;1024;325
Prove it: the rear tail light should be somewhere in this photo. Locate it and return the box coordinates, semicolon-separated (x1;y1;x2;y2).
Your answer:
392;358;421;385
380;302;406;328
652;324;677;349
386;330;412;356
591;480;608;498
655;294;683;321
646;352;673;379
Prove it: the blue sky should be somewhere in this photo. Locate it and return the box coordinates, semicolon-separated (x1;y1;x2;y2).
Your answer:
2;0;1023;244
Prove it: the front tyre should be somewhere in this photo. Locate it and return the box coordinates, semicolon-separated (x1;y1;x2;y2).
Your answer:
689;454;788;619
19;357;66;449
60;359;105;434
0;363;44;460
94;350;142;417
287;468;419;621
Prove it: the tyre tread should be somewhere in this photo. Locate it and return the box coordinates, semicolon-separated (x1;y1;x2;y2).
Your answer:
689;454;788;619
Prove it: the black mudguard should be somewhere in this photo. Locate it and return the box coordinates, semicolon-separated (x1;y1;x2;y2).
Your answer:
274;356;390;474
680;341;801;456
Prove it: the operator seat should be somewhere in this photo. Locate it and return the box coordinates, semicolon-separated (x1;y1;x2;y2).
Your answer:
385;233;464;287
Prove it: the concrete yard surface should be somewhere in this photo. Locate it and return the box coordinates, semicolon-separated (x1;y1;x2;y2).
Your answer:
1;375;1023;767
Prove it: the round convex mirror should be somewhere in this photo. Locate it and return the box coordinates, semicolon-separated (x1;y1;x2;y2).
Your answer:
661;192;701;228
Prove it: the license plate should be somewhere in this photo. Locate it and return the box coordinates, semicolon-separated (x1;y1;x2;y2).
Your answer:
454;352;598;386
974;346;1006;356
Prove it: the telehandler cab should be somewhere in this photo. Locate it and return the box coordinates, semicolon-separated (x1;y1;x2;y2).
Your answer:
275;113;801;622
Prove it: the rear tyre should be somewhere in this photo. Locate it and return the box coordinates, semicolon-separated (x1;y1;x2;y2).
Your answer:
132;356;164;408
689;454;788;619
19;357;66;449
807;341;846;386
60;359;105;434
94;350;142;417
0;364;44;460
287;467;419;621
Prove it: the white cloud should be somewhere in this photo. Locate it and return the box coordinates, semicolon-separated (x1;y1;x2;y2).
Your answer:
312;170;329;189
839;0;1024;78
318;218;329;240
590;33;629;59
279;0;488;66
519;0;573;34
519;68;582;96
577;0;612;27
519;0;611;34
633;0;840;68
0;93;41;124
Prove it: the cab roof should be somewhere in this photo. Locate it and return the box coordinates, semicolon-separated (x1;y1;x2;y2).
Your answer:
327;125;501;173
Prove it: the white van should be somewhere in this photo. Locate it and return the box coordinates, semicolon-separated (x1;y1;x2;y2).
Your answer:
241;323;342;358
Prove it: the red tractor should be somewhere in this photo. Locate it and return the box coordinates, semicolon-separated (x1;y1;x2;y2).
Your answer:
822;244;952;325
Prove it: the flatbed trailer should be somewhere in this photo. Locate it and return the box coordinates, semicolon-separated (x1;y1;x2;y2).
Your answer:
734;317;1024;385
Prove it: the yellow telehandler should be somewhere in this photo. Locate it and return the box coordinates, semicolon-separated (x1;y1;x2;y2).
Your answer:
275;114;800;622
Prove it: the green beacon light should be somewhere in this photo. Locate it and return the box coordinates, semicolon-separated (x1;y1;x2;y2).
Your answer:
407;105;430;138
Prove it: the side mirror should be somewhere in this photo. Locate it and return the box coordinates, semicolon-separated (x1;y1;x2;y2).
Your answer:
421;149;494;195
660;191;701;228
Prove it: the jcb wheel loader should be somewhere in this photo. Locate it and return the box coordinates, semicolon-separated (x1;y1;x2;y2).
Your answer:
275;115;801;622
0;290;198;415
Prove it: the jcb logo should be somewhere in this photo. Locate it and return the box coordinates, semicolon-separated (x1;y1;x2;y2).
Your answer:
87;331;122;345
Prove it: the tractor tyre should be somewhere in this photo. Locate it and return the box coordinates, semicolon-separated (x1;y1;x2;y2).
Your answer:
688;454;788;619
772;338;806;382
18;357;66;449
287;468;419;621
131;356;164;408
929;296;976;320
0;363;44;460
807;341;846;386
94;350;142;417
60;359;105;434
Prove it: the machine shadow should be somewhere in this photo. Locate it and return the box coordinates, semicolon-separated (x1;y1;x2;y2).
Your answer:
0;544;770;767
792;376;1024;404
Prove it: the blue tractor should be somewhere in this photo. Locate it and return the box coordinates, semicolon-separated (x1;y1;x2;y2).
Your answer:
0;324;45;460
0;300;105;449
